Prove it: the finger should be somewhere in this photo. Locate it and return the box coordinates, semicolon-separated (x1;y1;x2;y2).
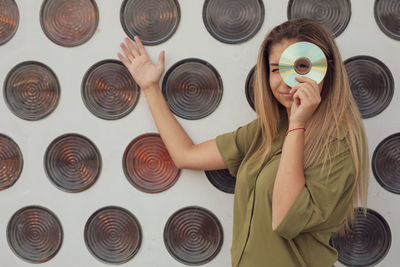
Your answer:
295;76;319;90
125;37;139;57
120;43;134;61
117;52;130;67
134;36;147;56
157;50;165;70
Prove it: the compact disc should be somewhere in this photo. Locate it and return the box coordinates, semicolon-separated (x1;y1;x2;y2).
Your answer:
279;41;327;87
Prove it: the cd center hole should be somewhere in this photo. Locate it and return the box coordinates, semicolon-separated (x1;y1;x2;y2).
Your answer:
294;57;311;75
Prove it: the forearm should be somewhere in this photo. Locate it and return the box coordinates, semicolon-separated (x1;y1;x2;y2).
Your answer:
271;124;306;230
143;84;194;168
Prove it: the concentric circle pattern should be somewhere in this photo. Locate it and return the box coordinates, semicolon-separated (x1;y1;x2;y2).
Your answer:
0;134;23;190
330;208;391;267
4;61;60;121
162;58;223;120
375;0;400;40
82;59;140;120
287;0;351;37
7;206;63;263
205;169;236;194
372;133;400;194
120;0;180;45
84;206;142;264
344;56;394;118
40;0;99;47
123;133;180;193
245;66;255;111
44;134;101;193
0;0;19;45
203;0;264;44
164;206;223;265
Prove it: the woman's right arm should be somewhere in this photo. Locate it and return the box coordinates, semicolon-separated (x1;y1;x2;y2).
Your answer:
118;36;227;170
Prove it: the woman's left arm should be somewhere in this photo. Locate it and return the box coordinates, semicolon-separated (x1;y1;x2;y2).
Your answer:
271;76;322;231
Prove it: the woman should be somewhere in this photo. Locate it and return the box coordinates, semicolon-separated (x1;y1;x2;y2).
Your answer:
118;18;369;267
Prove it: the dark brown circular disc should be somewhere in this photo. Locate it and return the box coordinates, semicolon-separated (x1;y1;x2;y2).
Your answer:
162;58;223;120
0;0;19;45
120;0;180;45
203;0;264;44
3;61;60;121
344;56;394;119
44;133;101;193
7;206;63;263
84;206;142;264
0;134;23;190
374;0;400;40
82;59;140;120
330;208;391;267
164;206;223;265
205;169;236;194
287;0;351;37
245;66;255;111
123;133;180;193
372;133;400;194
40;0;99;47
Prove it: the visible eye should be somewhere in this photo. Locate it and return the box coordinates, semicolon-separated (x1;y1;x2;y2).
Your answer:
271;69;279;73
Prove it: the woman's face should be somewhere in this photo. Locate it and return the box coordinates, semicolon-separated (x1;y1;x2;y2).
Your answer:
268;39;324;109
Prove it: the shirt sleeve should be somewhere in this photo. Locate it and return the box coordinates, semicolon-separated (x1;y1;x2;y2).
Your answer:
274;139;356;240
215;119;259;177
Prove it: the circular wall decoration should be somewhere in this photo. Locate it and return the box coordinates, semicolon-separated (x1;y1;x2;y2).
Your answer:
164;206;223;265
372;133;400;194
203;0;264;44
40;0;99;47
330;208;391;267
7;206;63;263
344;56;394;119
0;0;19;45
84;206;142;264
374;0;400;40
287;0;351;37
3;61;60;121
82;59;140;120
123;133;180;193
245;66;255;111
44;134;101;193
120;0;180;45
162;58;223;120
205;169;236;194
0;134;23;190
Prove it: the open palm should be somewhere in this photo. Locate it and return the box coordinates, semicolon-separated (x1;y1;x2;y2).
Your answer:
118;36;165;90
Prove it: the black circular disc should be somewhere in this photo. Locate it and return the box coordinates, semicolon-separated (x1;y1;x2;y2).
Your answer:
245;66;255;111
3;61;60;121
372;133;400;194
162;58;223;120
0;134;23;190
84;206;142;264
374;0;400;40
120;0;180;45
0;0;19;45
203;0;264;44
344;56;394;119
123;133;180;193
7;206;63;263
330;208;391;267
287;0;351;37
40;0;99;47
164;206;223;265
205;169;236;194
82;59;140;120
44;133;101;193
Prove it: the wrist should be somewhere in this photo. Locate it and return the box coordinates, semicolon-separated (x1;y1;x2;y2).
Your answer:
288;121;306;129
142;84;160;95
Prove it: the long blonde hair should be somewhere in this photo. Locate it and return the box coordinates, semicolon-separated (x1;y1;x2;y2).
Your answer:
252;18;369;235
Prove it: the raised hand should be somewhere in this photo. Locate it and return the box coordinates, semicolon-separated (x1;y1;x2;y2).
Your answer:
117;36;165;90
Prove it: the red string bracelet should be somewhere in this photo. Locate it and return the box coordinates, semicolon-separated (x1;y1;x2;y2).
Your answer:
285;128;306;136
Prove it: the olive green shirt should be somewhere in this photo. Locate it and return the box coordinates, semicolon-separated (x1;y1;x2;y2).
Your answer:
216;116;356;267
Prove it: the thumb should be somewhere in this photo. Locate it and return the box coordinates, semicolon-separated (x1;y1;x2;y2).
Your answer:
157;50;165;70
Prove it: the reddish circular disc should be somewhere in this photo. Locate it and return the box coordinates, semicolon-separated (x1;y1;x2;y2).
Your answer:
123;133;180;193
0;0;19;45
0;134;23;190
